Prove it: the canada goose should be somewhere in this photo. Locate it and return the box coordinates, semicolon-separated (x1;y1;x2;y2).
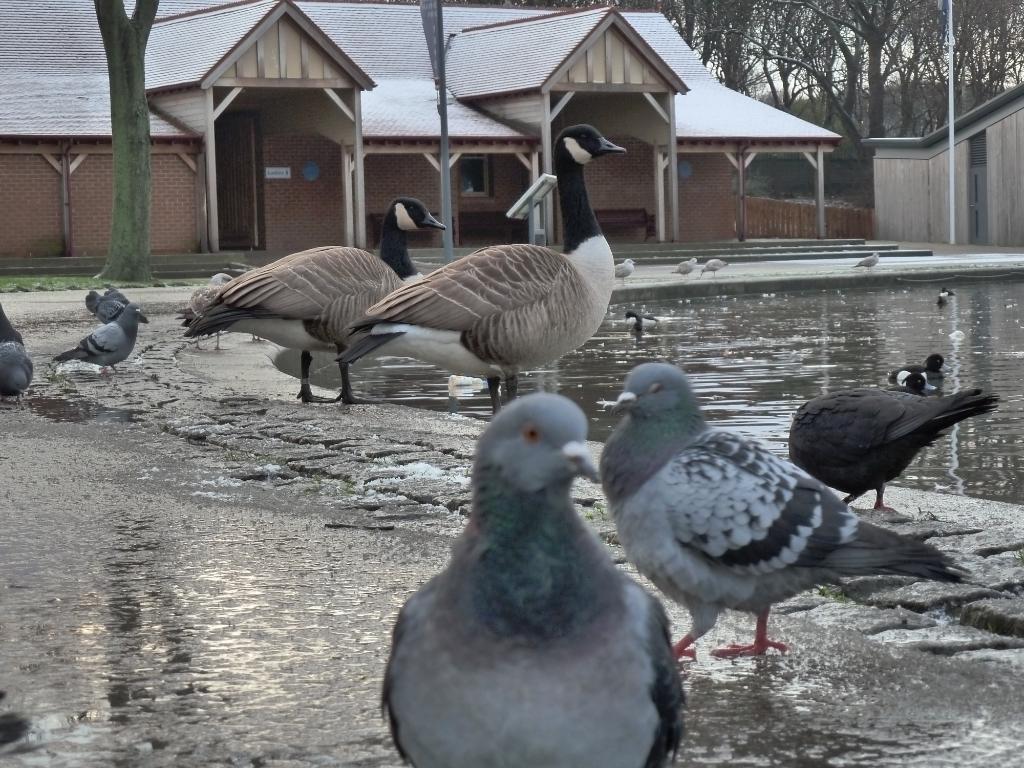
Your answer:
614;258;636;279
700;258;727;278
789;386;998;513
854;252;879;268
179;273;233;350
937;287;955;306
184;198;444;403
340;124;625;414
673;257;697;276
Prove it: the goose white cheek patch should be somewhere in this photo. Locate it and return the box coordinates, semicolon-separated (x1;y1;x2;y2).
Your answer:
395;202;417;231
563;137;593;164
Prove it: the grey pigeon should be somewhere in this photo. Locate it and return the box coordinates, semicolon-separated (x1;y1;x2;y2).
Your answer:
615;258;636;279
790;384;997;513
854;252;879;268
54;303;148;369
673;258;697;276
601;362;964;660
0;303;33;399
384;392;683;767
699;258;727;278
85;288;129;323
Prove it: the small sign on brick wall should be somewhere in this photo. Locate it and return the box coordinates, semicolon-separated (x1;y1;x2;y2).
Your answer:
265;166;291;179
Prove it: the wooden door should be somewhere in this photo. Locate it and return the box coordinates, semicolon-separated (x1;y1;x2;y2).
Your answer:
216;113;262;250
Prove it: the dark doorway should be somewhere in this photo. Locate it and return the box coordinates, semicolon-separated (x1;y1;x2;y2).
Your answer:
968;132;988;245
216;112;263;250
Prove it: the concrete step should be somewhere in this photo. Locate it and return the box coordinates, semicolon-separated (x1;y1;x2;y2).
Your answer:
627;248;933;266
613;243;894;261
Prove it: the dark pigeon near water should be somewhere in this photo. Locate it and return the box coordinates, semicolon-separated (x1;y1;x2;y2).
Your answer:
790;384;998;512
85;288;130;324
600;362;965;660
888;353;944;382
54;303;148;369
384;393;683;767
0;303;33;399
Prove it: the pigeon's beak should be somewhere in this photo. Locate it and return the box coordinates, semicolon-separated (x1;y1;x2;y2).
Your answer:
138;312;149;324
611;390;637;415
596;137;626;156
420;212;446;230
561;441;598;482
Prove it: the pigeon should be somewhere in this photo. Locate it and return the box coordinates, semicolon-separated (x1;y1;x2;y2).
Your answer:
600;362;965;660
789;385;998;512
890;370;936;396
673;258;697;276
53;303;149;369
179;273;234;349
854;252;879;268
384;393;683;767
624;310;659;333
936;287;955;307
0;692;28;747
615;258;636;279
699;258;727;278
85;288;129;323
0;303;33;400
888;353;944;382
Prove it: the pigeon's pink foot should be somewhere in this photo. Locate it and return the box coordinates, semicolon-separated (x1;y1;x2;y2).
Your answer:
710;638;788;658
672;634;697;661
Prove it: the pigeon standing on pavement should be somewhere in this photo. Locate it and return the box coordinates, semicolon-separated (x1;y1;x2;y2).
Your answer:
615;258;636;280
53;303;148;370
673;258;697;277
699;258;727;278
601;362;965;660
789;385;997;513
85;288;129;323
179;273;233;349
384;392;683;767
854;252;879;268
0;303;33;400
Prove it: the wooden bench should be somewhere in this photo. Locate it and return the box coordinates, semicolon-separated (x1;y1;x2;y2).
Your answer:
595;208;655;241
457;210;527;245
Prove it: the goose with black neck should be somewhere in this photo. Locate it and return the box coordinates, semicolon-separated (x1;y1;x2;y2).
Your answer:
340;124;624;414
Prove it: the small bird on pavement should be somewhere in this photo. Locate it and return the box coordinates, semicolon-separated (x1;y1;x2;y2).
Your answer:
673;258;697;277
0;303;33;401
700;258;727;278
54;303;148;370
615;258;637;280
384;392;683;767
789;384;997;513
85;288;129;323
854;252;879;268
600;362;965;660
937;287;955;307
179;273;234;349
888;353;944;382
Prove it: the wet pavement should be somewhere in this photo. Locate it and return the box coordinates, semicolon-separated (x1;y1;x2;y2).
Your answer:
2;288;1024;766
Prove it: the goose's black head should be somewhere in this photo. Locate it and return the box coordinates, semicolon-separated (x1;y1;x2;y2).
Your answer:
924;353;944;373
554;125;625;171
388;198;445;232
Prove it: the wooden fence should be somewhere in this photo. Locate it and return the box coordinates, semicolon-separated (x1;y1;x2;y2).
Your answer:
746;197;875;239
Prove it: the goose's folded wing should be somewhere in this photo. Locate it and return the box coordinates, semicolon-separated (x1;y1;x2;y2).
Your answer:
352;245;575;332
648;431;858;575
216;247;383;318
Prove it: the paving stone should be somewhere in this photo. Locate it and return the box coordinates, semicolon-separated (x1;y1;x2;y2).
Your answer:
954;553;1024;592
960;598;1024;639
870;625;1024;655
859;581;1006;612
799;602;937;635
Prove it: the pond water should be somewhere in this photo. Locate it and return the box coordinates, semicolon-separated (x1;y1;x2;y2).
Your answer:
280;280;1024;505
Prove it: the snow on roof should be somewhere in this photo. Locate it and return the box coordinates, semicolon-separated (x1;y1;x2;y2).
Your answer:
0;72;194;139
362;79;532;141
675;88;840;142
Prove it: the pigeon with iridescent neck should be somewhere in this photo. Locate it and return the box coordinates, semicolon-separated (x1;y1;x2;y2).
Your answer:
384;392;683;768
601;362;964;660
0;303;33;400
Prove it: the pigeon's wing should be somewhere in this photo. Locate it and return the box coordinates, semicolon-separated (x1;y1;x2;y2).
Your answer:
641;594;684;768
83;321;126;356
652;430;858;575
96;299;126;324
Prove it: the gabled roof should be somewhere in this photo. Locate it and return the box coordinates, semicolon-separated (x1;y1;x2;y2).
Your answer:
445;8;686;100
674;89;841;144
362;79;533;142
146;0;374;92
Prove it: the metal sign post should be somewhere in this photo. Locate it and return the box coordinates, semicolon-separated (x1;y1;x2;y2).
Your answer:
506;173;558;246
421;0;454;262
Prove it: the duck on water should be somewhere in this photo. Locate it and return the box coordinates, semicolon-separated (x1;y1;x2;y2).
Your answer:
340;124;625;414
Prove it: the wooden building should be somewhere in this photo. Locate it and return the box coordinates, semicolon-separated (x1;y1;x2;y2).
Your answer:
866;83;1024;246
0;0;839;259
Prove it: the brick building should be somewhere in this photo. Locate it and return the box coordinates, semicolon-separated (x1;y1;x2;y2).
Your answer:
0;0;840;259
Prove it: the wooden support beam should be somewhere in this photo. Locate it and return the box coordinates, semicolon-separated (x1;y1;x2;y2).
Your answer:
549;91;574;121
353;88;366;248
744;152;757;168
666;91;679;241
423;153;441;172
204;87;220;252
342;149;354;246
448;151;461;169
643;92;669;123
515;152;532;171
175;152;197;173
541;94;555;243
736;151;747;242
212;86;243;120
815;145;826;239
723;152;740;170
68;154;88;174
654;149;665;242
323;88;354;121
802;151;817;170
41;153;62;173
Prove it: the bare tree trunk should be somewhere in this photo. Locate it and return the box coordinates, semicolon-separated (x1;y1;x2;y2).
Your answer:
865;32;886;137
94;0;159;282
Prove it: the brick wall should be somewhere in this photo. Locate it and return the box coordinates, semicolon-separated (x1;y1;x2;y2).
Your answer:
262;134;344;253
678;153;736;242
364;152;446;248
0;149;197;259
0;154;63;257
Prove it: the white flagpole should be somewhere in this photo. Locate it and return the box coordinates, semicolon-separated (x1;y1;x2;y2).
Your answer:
947;0;956;244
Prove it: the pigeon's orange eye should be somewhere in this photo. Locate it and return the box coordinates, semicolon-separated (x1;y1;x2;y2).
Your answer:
648;382;663;394
523;425;541;443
